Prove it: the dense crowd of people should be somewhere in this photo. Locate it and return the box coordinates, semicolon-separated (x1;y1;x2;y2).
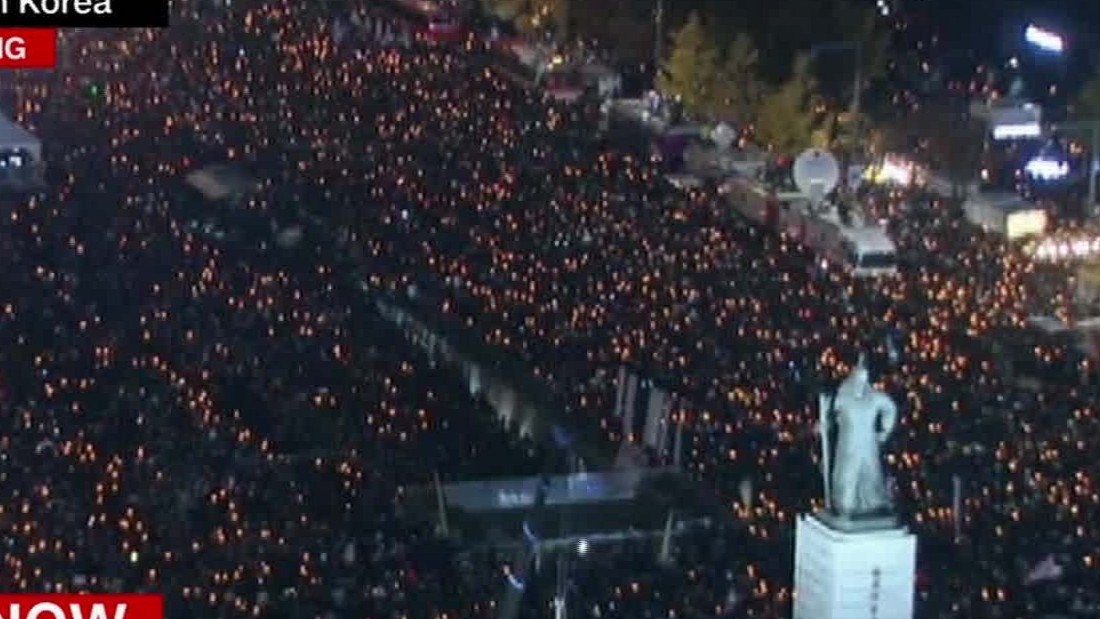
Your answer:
1;0;1099;617
0;6;554;618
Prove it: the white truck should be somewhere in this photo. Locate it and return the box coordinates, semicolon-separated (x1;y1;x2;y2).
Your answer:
721;175;898;277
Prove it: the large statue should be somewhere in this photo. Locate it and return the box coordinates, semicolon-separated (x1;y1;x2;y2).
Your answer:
817;355;898;519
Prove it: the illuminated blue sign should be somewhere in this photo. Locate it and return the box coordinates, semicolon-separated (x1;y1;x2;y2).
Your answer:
1025;157;1069;180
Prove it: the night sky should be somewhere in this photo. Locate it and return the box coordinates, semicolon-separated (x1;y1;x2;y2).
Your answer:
667;0;1098;78
902;0;1098;61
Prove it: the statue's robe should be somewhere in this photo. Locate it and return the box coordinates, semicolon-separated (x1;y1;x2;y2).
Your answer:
830;385;897;516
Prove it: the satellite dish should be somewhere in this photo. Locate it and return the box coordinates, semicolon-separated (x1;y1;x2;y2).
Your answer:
792;148;840;205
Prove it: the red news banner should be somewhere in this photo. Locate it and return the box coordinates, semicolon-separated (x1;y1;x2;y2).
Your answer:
0;595;163;619
0;28;55;68
0;0;169;68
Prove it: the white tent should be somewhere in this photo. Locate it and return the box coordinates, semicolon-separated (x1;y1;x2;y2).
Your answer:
0;113;41;163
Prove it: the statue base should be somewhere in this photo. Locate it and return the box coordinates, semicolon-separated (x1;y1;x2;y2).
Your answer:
815;509;898;533
793;513;916;619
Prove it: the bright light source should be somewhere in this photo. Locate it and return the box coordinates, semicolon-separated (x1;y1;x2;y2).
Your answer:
865;157;915;185
1025;157;1069;180
992;123;1042;140
577;539;589;555
1005;210;1048;240
1025;24;1064;53
880;161;911;184
1030;236;1100;261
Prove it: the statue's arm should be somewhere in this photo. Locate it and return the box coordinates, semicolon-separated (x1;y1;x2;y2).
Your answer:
877;397;898;442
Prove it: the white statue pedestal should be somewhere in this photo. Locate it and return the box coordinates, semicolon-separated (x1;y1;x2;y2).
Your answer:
793;514;916;619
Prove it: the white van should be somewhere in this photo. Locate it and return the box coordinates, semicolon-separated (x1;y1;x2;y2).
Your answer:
801;205;899;277
721;176;898;277
834;227;899;276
